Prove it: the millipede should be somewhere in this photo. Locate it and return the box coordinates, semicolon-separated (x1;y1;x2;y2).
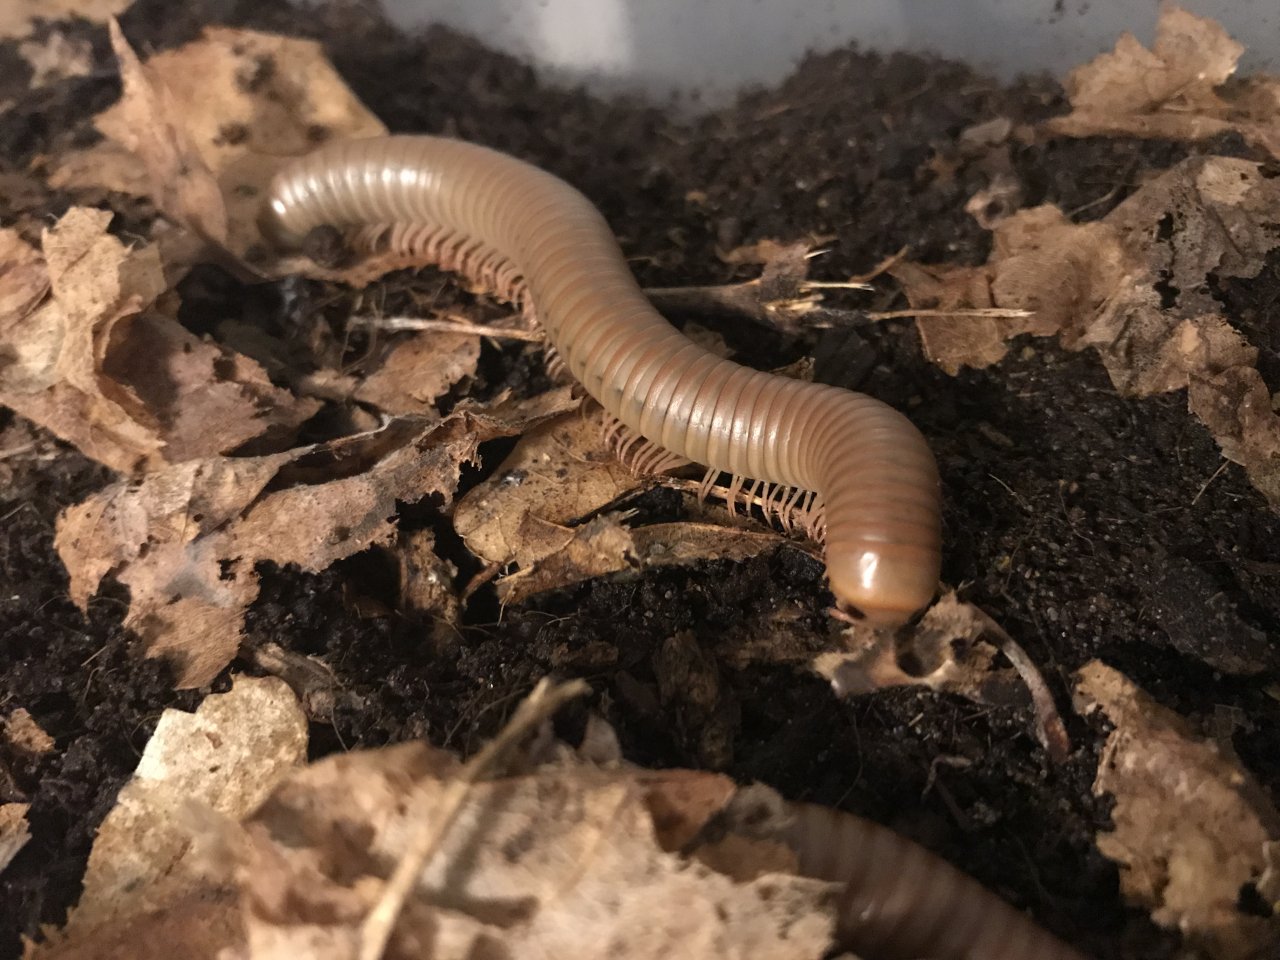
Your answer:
262;134;943;625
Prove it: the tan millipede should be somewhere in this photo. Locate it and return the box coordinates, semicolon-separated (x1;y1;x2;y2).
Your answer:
262;135;942;624
783;801;1090;959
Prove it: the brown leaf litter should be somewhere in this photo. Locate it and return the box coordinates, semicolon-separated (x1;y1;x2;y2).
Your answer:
894;154;1280;507
1075;661;1280;959
0;208;317;473
30;678;843;960
53;21;385;268
0;804;30;878
454;411;801;604
0;0;132;41
1044;5;1280;160
53;392;575;687
816;591;1070;761
30;675;307;960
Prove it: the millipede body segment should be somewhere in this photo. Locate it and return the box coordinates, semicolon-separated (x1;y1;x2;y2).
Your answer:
263;135;942;624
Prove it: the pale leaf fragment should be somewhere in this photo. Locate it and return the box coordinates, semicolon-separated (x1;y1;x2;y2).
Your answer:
2;707;55;758
352;331;480;416
0;207;317;472
94;23;385;262
0;803;30;877
0;0;132;40
895;156;1280;507
55;398;573;687
1044;6;1280;159
18;30;93;88
223;744;836;960
29;676;307;960
1075;661;1280;959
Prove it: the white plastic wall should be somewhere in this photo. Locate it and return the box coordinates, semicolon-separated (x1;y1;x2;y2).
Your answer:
379;0;1278;105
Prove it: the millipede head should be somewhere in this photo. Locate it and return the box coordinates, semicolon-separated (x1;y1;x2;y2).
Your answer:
826;543;940;626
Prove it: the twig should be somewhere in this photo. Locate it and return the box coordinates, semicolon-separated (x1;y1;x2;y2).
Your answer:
358;677;589;960
864;307;1034;321
1191;458;1230;506
849;245;911;284
349;315;543;342
970;607;1071;762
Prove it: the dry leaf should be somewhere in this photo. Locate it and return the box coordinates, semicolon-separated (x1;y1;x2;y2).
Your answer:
17;30;93;88
894;156;1280;506
226;745;835;960
1075;661;1280;959
0;803;30;877
0;225;49;323
496;513;637;604
62;677;307;935
815;591;1015;702
94;23;385;262
2;707;55;758
55;398;573;687
46;139;154;198
0;0;132;39
352;331;480;416
396;527;461;644
497;518;791;605
102;19;227;245
1044;6;1280;159
0;207;318;473
454;411;648;568
29;676;306;960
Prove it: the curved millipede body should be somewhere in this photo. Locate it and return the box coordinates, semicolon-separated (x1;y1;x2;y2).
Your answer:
263;135;942;623
784;802;1089;959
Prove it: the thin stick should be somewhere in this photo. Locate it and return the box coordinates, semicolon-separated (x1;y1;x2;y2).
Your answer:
864;307;1034;321
350;315;543;342
358;677;590;960
850;245;910;284
969;607;1071;763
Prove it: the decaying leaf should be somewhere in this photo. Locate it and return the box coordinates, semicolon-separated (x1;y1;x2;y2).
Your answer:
230;748;833;960
0;803;30;877
0;0;132;40
816;593;1070;760
1075;660;1280;959
352;330;480;416
54;396;574;687
2;707;55;758
894;155;1280;506
30;676;306;960
1044;5;1280;159
395;527;462;645
17;30;93;88
81;22;385;263
454;411;649;568
65;677;306;935
0;207;318;473
815;592;1015;701
28;677;851;960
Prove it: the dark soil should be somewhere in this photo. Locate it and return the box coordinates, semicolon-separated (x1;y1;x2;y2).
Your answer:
3;2;1279;959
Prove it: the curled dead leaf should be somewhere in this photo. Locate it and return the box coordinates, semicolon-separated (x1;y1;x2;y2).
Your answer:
1044;6;1280;159
0;803;30;878
89;22;385;265
454;410;647;568
1075;660;1280;959
54;396;574;687
894;155;1280;508
0;0;132;40
0;207;317;472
